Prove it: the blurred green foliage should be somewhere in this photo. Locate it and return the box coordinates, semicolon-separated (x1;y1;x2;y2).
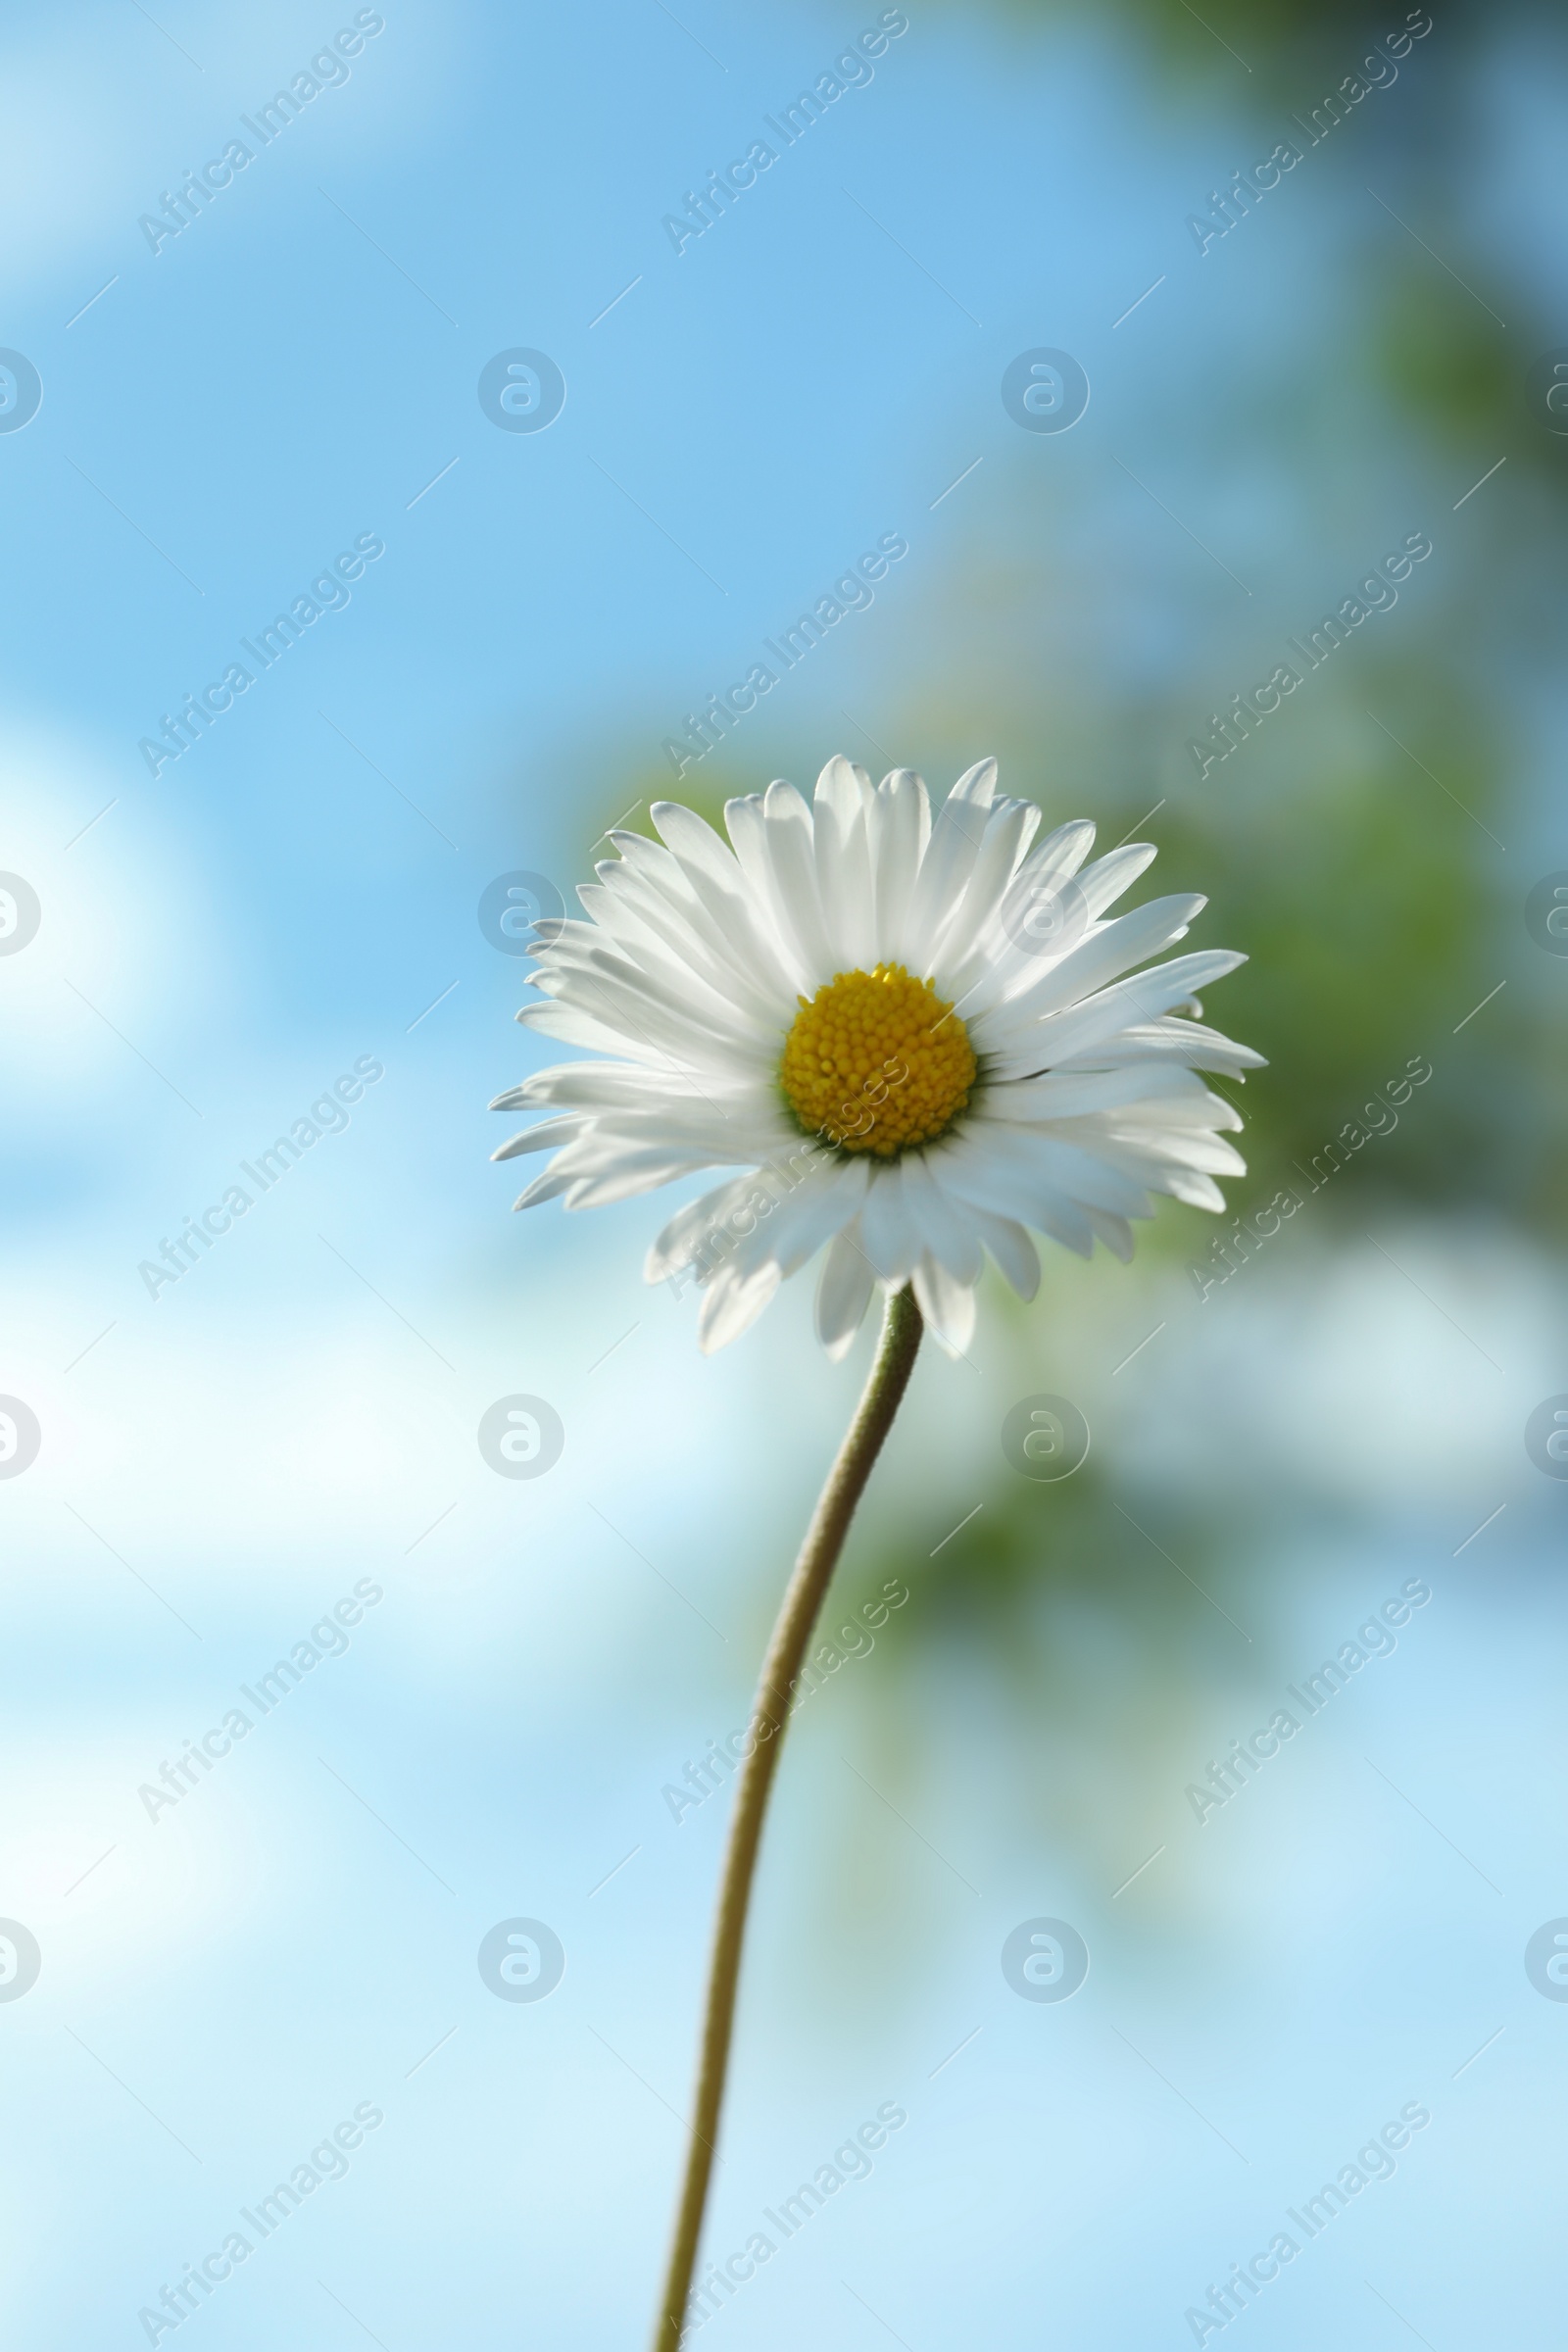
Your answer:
583;643;1544;1244
563;1;1565;1248
550;0;1565;1879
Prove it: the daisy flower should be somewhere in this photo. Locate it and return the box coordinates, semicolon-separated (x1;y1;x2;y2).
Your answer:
492;756;1262;1357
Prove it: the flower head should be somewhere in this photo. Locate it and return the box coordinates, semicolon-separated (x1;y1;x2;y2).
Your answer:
492;757;1263;1356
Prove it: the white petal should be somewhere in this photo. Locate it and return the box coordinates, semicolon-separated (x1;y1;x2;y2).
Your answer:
1073;841;1159;919
981;1065;1228;1123
911;1255;977;1355
858;1160;923;1281
534;928;766;1046
761;1154;870;1274
1098;1125;1248;1176
580;869;786;1032
966;1204;1041;1298
897;1151;983;1284
1053;1013;1266;1077
950;757;999;808
494;756;1260;1353
644;1176;763;1280
511;1164;578;1210
982;952;1248;1078
1083;1206;1136;1262
1015;1138;1152;1217
521;967;763;1081
984;895;1207;1031
647;804;803;1006
943;818;1097;1008
491;1115;582;1161
938;1123;1151;1222
496;1062;757;1113
758;779;836;978
901;761;996;966
1013;817;1098;893
816;1230;877;1359
813;756;877;969
869;769;931;960
1028;1193;1099;1257
698;1258;782;1352
1107;1096;1246;1134
648;800;742;887
563;1149;735;1209
929;797;1040;984
1158;1169;1227;1210
514;997;644;1057
723;793;817;993
526;1100;782;1172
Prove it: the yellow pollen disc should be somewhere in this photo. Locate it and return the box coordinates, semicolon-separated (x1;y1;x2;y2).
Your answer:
779;962;976;1155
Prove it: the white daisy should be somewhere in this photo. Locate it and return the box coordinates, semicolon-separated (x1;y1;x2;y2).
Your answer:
492;757;1263;1358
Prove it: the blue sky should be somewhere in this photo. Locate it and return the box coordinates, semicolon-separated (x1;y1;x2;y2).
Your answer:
1;2;1564;2346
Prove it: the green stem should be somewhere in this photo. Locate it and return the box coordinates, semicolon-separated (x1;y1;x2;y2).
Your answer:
650;1283;925;2352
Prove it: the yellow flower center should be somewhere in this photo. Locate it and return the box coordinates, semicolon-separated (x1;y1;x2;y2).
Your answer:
779;962;976;1155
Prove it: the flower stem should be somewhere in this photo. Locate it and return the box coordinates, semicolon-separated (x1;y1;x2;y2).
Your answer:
650;1283;925;2351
